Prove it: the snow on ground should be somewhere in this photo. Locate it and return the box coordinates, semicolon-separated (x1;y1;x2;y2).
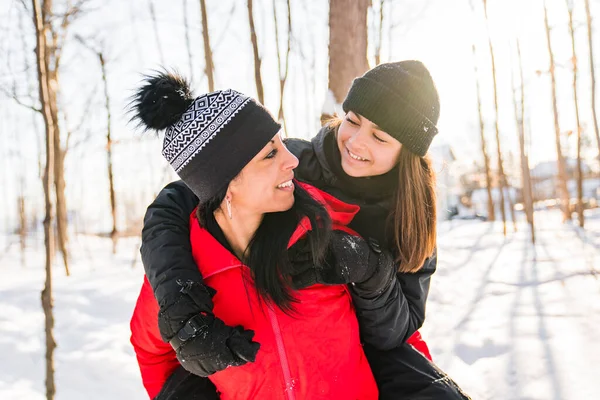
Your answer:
0;208;599;399
0;234;147;400
422;209;600;400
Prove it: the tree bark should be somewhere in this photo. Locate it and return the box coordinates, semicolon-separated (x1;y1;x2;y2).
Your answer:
18;4;44;183
544;0;571;222
513;40;535;243
199;0;214;91
247;0;264;104
327;0;369;106
471;43;495;222
42;2;70;276
18;193;27;265
374;0;385;66
506;176;517;233
567;0;584;228
483;0;507;235
585;0;600;177
53;129;69;275
273;0;291;134
99;52;118;251
33;0;57;398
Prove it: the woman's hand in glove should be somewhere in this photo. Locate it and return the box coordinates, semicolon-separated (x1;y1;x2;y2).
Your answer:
158;280;260;377
288;231;396;296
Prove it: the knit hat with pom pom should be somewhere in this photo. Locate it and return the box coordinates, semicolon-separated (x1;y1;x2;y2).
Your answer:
130;71;281;203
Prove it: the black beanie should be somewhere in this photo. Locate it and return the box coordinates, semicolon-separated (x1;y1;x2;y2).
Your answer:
131;72;281;203
342;60;440;157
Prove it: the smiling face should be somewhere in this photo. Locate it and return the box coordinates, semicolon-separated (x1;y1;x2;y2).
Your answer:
227;133;299;215
336;111;402;177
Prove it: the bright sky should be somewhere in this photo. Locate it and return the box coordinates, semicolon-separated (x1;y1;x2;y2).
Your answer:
0;0;598;228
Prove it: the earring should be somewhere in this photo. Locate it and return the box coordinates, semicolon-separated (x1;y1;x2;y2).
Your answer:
226;198;232;219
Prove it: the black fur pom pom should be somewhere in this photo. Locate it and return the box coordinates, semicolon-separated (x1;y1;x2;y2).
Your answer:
130;71;194;131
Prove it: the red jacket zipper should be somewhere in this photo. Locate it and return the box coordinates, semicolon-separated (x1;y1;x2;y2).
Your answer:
267;305;296;400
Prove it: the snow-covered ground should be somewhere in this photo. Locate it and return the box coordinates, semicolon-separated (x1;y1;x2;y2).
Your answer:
1;209;599;399
422;209;600;400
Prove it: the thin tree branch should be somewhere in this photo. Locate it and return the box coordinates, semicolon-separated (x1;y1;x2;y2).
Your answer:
0;85;42;112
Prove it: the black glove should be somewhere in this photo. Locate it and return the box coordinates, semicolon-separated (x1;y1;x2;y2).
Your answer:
288;231;395;295
158;280;260;377
325;231;396;295
348;237;396;298
288;237;348;289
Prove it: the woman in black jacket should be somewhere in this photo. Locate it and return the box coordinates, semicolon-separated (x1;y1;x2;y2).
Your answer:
144;61;470;400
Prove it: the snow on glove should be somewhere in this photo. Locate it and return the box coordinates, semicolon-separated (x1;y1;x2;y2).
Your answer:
327;231;396;297
288;231;394;293
158;280;260;377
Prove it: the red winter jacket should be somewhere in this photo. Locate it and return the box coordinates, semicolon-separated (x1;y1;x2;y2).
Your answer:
131;183;378;399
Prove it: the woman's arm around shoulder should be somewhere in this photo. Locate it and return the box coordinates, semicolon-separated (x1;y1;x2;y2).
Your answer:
141;180;202;303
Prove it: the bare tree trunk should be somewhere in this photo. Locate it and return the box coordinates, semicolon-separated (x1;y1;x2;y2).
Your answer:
42;0;70;276
18;193;27;265
247;0;264;104
183;0;194;82
98;53;118;251
200;0;214;91
327;0;369;108
374;0;385;66
507;180;517;232
15;8;28;264
544;0;571;222
33;0;56;398
273;0;291;134
72;35;118;249
585;0;600;177
54;136;69;275
19;4;44;183
148;0;165;64
47;70;70;276
513;40;535;243
567;0;584;228
471;44;495;221
40;1;87;276
483;0;507;235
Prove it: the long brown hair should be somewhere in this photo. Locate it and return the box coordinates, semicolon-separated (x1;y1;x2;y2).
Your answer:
392;147;437;273
324;117;437;273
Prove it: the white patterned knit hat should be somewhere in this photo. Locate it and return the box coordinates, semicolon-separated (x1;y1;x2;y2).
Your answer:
131;72;281;203
172;89;281;202
163;89;251;173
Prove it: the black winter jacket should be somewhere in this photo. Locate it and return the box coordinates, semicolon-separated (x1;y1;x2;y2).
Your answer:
141;126;436;350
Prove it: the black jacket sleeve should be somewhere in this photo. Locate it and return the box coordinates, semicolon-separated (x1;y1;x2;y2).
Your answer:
154;366;219;400
350;249;437;351
141;180;203;305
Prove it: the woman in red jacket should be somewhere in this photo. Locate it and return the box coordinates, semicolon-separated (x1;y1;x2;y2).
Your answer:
130;73;381;399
